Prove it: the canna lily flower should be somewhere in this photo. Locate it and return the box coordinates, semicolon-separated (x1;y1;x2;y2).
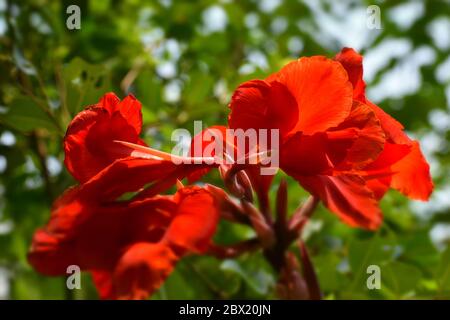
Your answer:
334;48;433;201
228;51;432;230
64;93;147;183
28;157;219;299
29;93;220;299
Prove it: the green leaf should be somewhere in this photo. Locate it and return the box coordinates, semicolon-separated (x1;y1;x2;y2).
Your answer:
135;69;163;111
62;57;111;116
0;95;58;132
382;261;422;298
436;247;450;297
220;254;275;296
153;256;240;299
184;71;214;107
347;235;395;295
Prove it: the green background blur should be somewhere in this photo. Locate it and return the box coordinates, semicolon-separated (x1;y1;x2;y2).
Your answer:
0;0;449;299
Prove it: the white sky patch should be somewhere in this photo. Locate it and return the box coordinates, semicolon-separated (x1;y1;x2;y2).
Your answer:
0;267;10;300
214;79;229;104
446;85;450;110
202;5;228;34
46;156;62;177
0;131;16;146
24;156;38;173
435;56;450;84
244;12;259;29
367;46;436;102
0;155;6;173
140;28;164;49
411;183;450;218
271;16;288;35
0;220;12;235
247;50;269;70
0;0;7;12
159;0;172;8
388;1;424;31
430;223;450;250
302;0;379;51
287;36;304;56
24;176;43;189
30;12;51;35
156;61;177;79
259;0;281;13
164;80;182;103
428;109;450;132
363;38;412;82
0;17;7;36
427;16;450;51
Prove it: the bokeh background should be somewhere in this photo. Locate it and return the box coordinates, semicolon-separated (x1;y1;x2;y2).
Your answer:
0;0;449;299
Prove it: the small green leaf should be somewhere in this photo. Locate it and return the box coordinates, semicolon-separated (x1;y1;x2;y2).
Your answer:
0;96;58;132
221;254;274;296
382;261;422;298
62;57;111;116
436;247;450;297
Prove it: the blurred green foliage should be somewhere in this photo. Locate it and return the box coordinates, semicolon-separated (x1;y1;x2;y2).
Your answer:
0;0;449;299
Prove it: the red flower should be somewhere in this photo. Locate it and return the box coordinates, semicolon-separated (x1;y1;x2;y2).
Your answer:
64;92;146;183
29;93;219;299
28;158;219;299
228;51;432;230
334;48;433;201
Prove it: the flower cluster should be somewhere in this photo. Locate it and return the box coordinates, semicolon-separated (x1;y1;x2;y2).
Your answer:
28;48;432;299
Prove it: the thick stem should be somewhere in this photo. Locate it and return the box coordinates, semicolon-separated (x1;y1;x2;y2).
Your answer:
265;193;321;299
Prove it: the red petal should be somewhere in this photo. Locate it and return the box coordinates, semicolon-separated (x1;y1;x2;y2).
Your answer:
64;93;145;183
390;141;433;200
334;47;366;102
329;101;385;169
366;101;410;145
91;271;116;300
228;79;298;139
27;229;76;275
164;187;219;254
274;56;353;135
113;242;178;300
116;94;143;136
298;174;382;230
281;133;331;177
187;126;228;182
363;142;411;199
99;92;120;113
80;157;179;202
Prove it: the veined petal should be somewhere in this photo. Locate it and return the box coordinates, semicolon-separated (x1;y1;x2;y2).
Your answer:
228;79;298;139
281;132;331;177
275;56;353;135
298;174;382;230
113;242;178;300
163;187;219;254
334;47;366;102
329;101;385;169
390;141;433;200
116;94;143;136
64;93;146;183
91;271;116;300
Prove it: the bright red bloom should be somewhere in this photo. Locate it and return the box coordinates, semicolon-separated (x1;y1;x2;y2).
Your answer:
64;93;146;183
28;158;219;299
334;48;433;201
228;51;432;230
29;93;219;299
